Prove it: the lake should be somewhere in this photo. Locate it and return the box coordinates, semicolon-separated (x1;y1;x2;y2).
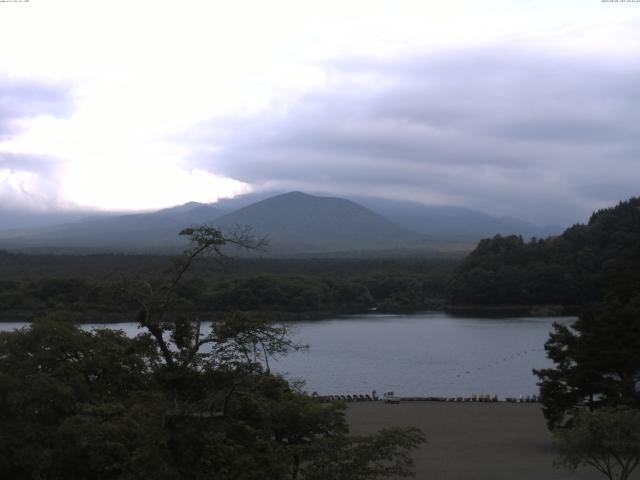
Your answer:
0;312;573;399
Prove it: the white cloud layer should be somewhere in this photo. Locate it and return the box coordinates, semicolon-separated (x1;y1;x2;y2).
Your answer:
0;0;638;222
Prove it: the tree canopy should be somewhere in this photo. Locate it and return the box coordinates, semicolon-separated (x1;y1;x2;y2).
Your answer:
448;197;640;308
534;298;640;429
0;226;425;480
521;198;640;480
554;407;640;480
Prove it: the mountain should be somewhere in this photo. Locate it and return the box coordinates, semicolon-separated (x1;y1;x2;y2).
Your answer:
211;191;286;213
0;202;222;251
212;192;425;253
215;191;562;239
146;203;221;225
349;196;562;239
0;191;560;255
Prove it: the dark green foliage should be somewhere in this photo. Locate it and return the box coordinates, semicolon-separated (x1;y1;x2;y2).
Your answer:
0;318;162;480
202;275;339;312
0;227;426;479
535;298;640;430
526;199;640;479
302;427;425;480
554;407;640;480
448;197;640;307
0;253;456;321
448;234;591;306
0;314;424;480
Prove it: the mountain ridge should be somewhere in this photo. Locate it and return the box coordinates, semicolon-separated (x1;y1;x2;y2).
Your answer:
211;191;423;253
0;191;561;255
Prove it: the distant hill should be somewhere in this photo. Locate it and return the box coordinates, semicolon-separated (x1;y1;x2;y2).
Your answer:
349;196;561;239
146;202;221;225
210;191;560;240
0;209;115;231
212;191;425;253
0;203;222;251
0;191;562;255
211;191;286;213
0;193;427;254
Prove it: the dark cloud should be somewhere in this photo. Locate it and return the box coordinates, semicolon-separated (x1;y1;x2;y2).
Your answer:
191;45;640;225
0;78;73;140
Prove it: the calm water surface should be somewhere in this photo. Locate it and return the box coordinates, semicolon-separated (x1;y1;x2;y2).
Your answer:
273;313;573;398
1;313;573;398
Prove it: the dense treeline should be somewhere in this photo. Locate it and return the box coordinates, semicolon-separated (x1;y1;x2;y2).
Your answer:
527;198;640;450
0;253;456;321
3;196;638;319
448;197;640;308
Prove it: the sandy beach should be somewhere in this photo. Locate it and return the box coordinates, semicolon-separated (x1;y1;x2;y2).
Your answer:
347;402;636;480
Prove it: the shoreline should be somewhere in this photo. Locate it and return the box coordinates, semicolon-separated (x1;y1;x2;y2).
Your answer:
314;394;538;403
444;304;580;318
0;306;578;323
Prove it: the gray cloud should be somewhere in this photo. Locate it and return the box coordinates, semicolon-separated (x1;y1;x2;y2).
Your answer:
0;154;65;211
0;78;73;140
0;152;57;173
0;78;74;212
190;45;640;226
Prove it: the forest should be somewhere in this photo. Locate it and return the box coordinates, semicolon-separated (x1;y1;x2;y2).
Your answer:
2;198;639;322
0;253;455;322
447;197;640;310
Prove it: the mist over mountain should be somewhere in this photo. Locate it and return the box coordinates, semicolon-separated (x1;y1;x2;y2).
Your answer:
145;202;221;225
0;191;563;255
209;191;562;239
0;203;222;252
349;196;562;239
211;191;287;213
0;209;115;231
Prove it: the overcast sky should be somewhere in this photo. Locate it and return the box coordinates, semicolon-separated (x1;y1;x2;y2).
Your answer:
0;0;639;225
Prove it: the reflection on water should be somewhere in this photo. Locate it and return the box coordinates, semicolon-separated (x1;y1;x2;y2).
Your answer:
1;312;574;398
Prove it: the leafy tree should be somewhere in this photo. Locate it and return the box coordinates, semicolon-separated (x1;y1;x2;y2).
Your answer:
0;225;425;479
0;317;162;479
302;427;425;480
534;298;640;430
448;197;640;308
554;407;640;480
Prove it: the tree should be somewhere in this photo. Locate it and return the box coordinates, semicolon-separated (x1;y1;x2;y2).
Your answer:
554;407;640;480
534;298;640;429
447;197;640;310
0;225;425;479
0;316;164;480
124;225;270;370
302;427;425;480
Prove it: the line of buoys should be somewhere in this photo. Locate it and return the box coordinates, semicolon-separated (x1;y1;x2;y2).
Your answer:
310;393;540;403
397;395;499;402
312;393;375;403
504;395;540;403
455;347;544;377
